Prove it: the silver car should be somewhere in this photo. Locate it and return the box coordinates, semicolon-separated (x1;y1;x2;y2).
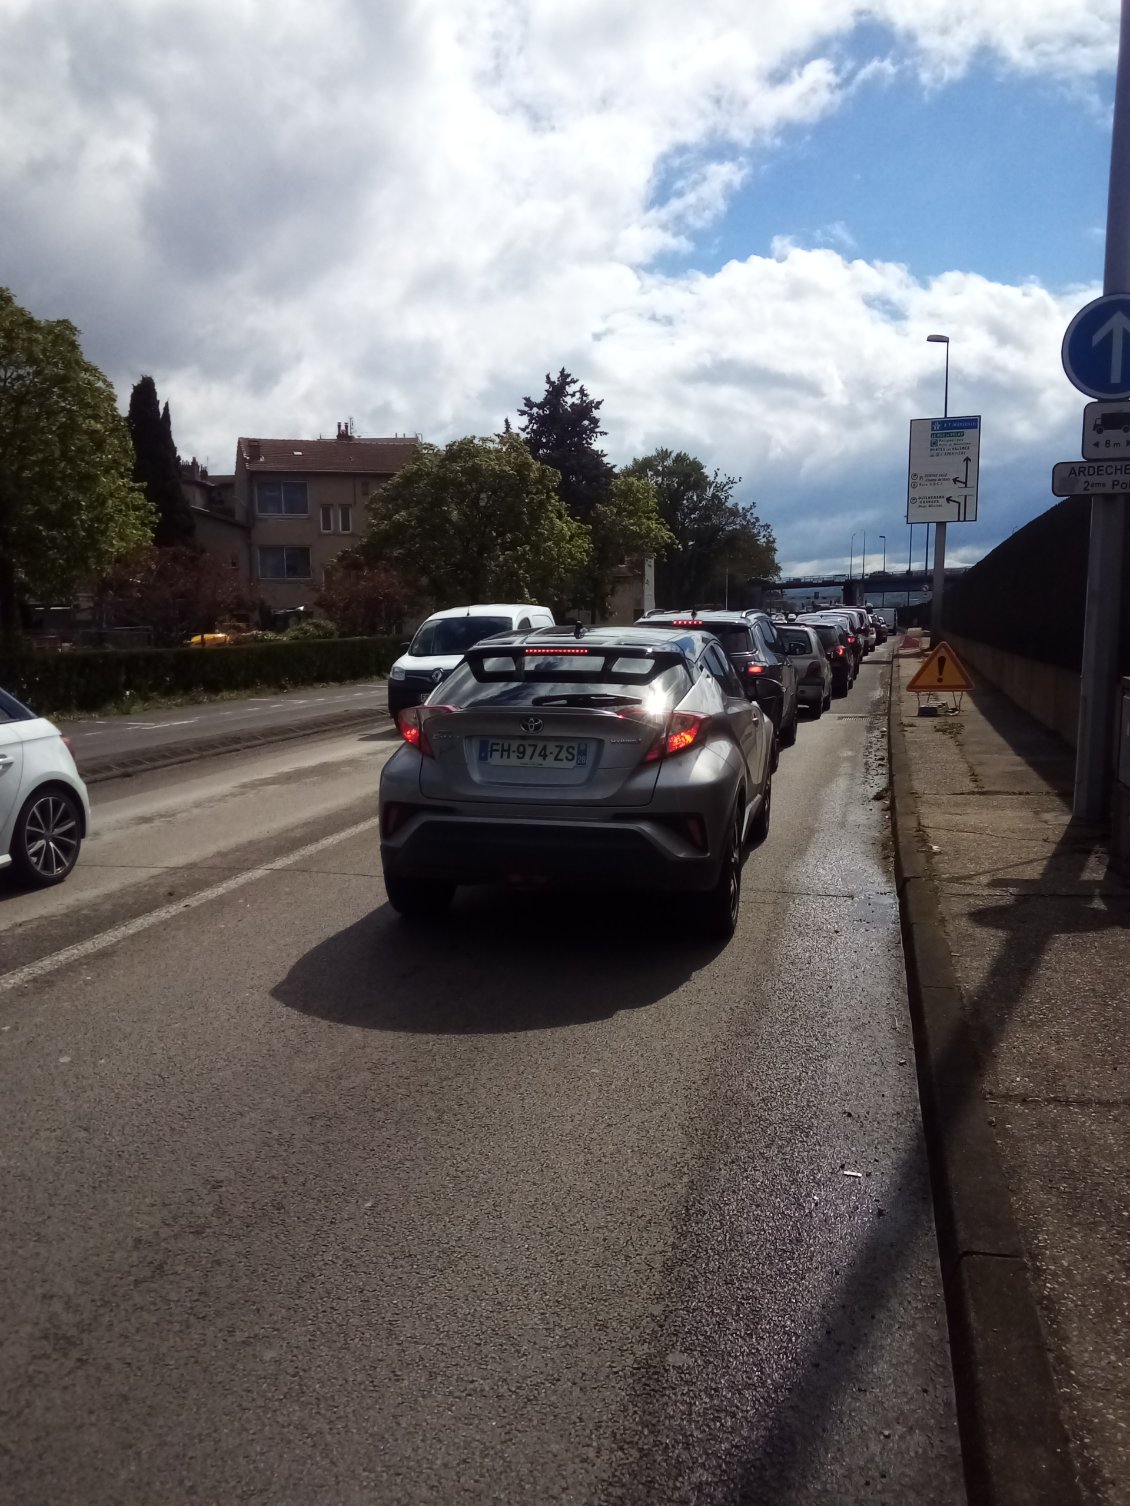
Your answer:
776;624;832;716
379;624;774;939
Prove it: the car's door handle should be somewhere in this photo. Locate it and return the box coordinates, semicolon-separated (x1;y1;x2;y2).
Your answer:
0;755;13;772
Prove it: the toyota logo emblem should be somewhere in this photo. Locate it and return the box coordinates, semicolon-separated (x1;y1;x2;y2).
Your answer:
431;668;445;684
520;716;544;733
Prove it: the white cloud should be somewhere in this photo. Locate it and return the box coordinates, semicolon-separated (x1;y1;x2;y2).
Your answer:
0;0;1118;570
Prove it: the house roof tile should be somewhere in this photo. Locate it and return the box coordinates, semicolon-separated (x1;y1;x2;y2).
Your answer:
238;437;419;475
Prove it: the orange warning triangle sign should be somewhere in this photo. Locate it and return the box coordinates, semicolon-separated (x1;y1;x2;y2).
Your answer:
905;640;974;693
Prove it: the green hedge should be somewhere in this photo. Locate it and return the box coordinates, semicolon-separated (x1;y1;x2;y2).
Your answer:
1;636;401;715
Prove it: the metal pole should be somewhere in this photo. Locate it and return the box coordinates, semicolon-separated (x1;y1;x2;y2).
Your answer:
849;534;856;579
862;532;867;586
930;341;950;639
1075;0;1130;820
907;525;913;610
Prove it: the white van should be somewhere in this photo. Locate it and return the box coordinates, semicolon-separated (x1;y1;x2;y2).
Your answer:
387;603;555;718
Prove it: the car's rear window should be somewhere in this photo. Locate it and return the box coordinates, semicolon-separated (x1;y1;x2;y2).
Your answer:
439;652;691;709
779;630;815;655
808;624;840;650
409;616;512;656
646;620;752;653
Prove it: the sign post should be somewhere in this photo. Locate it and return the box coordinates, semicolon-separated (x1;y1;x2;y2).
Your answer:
1068;0;1130;821
907;415;980;637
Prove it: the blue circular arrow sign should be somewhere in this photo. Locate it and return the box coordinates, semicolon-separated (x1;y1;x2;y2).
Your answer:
1062;293;1130;399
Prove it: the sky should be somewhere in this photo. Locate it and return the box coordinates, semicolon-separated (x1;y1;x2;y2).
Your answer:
0;0;1122;576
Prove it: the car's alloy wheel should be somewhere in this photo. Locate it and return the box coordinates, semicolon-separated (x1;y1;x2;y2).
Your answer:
12;789;82;887
695;805;744;941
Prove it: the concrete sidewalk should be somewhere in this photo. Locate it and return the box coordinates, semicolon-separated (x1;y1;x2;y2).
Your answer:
891;653;1130;1506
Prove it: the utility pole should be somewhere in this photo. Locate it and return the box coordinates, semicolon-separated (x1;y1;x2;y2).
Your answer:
927;334;950;639
1075;0;1130;820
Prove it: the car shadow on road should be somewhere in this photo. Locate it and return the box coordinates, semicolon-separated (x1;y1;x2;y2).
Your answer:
272;887;724;1034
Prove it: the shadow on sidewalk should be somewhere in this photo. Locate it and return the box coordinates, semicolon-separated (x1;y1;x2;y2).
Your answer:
621;774;1101;1503
960;683;1075;802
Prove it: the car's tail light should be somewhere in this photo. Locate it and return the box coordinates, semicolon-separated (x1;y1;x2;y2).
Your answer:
671;619;705;626
804;661;824;678
398;705;454;756
846;634;857;644
645;710;708;762
62;735;77;761
382;802;407;837
745;663;765;676
833;645;845;658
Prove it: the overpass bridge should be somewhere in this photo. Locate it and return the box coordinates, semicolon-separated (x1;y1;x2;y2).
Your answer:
772;567;969;596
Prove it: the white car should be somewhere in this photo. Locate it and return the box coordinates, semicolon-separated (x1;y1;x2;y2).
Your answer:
387;603;555;719
0;688;90;886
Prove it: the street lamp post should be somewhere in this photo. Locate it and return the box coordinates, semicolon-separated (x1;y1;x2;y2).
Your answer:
926;333;950;638
880;533;887;574
849;532;858;580
862;531;867;586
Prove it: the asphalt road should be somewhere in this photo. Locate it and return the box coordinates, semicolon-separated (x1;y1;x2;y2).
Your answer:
0;651;964;1506
57;679;391;762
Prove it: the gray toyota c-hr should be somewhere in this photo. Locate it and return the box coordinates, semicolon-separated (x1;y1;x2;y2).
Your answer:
379;624;774;940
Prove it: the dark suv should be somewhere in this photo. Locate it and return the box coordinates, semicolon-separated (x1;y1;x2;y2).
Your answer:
638;610;799;764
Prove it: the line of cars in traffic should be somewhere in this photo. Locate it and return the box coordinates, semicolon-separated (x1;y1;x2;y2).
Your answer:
378;599;889;940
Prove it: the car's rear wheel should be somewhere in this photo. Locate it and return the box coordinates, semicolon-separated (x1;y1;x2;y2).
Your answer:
750;771;772;844
384;873;454;921
770;729;780;772
781;700;798;746
821;685;832;711
694;804;744;940
10;788;83;887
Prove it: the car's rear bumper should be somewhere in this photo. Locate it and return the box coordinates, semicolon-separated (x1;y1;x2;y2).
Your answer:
797;681;825;704
381;811;723;892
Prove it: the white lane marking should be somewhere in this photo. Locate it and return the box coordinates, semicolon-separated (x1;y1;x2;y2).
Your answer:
125;719;200;731
0;817;380;997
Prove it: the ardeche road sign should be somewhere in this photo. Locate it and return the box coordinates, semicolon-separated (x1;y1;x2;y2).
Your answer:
1051;458;1130;496
907;416;980;523
1062;293;1130;400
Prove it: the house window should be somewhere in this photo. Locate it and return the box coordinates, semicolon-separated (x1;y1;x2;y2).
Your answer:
360;479;371;496
258;546;311;580
338;505;353;533
319;504;334;533
256;480;308;516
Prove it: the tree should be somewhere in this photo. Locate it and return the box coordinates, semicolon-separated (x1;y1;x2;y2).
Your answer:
622;449;778;607
92;545;251;645
127;375;194;547
354;433;590;608
584;473;673;617
0;288;153;638
514;369;671;614
316;559;411;637
516;368;614;522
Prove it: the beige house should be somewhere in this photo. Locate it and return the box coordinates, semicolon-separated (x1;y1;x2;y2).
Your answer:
230;426;420;612
181;460;250;583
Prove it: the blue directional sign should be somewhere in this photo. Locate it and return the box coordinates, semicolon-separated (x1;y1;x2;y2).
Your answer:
1062;294;1130;399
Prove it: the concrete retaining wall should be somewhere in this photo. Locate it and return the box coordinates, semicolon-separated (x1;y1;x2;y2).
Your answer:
945;633;1080;748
